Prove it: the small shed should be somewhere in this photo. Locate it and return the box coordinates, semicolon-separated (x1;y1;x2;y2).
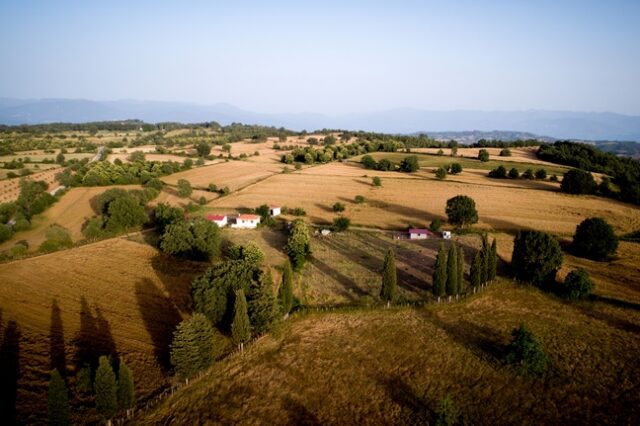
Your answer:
206;214;228;228
442;231;452;239
269;205;281;217
409;228;429;239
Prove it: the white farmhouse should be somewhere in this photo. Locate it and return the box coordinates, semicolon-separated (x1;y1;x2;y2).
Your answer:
231;214;261;229
408;228;429;239
206;214;228;228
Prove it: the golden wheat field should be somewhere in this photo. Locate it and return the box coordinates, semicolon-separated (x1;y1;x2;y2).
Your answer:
0;238;209;424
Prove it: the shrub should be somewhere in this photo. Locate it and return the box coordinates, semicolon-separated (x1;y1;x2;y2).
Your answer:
478;149;490;162
332;202;345;212
284;220;312;270
489;165;507;178
196;142;211;157
177;179;193;198
522;169;534;179
39;225;73;252
372;176;382;186
499;148;512;157
361;155;377;169
333;216;351;232
354;195;365;204
435;167;447;180
449;163;462;174
437;149;444;156
145;177;164;191
430;218;442;232
292;207;306;216
511;230;563;287
572;217;618;260
128;151;145;162
0;225;13;243
563;268;594;300
508;167;520;179
445;195;478;227
506;324;548;375
400;155;419;172
535;169;547;179
550;174;558;182
561;169;596;194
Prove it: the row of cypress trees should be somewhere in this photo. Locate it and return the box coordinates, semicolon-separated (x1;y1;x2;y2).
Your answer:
432;243;466;298
48;357;134;425
470;234;497;289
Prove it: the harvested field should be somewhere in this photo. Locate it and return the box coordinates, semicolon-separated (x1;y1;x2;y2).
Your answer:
0;168;61;203
139;281;640;425
107;153;200;164
0;238;209;425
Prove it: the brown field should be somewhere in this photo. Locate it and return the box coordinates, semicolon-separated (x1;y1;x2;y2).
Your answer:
0;151;94;163
0;169;61;203
107;152;200;164
0;238;209;424
413;146;553;165
139;281;640;425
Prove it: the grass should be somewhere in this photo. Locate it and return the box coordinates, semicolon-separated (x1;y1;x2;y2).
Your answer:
138;280;640;425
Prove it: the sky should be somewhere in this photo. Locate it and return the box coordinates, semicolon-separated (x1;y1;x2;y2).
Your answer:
1;0;639;115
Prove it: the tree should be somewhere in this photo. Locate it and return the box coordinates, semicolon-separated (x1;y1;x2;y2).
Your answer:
160;217;221;260
177;179;193;198
446;244;458;296
479;234;489;285
488;239;497;281
478;149;490;162
563;268;594;300
240;241;265;267
505;324;548;375
445;195;478;228
354;195;365;204
246;269;277;334
372;176;382;187
48;369;70;426
434;393;460;426
380;249;397;306
55;152;65;164
489;165;507;178
470;252;482;288
105;195;148;233
128;151;145;162
332;202;345;212
432;244;447;298
196;141;211;157
572;217;618;261
94;356;118;423
222;143;232;154
170;313;215;379
153;202;183;233
522;169;534;179
430;218;442;232
508;167;520;179
535;169;547;179
333;216;351;232
400;155;420;172
449;163;462;174
500;148;512;157
231;289;251;349
279;259;294;315
560;169;596;195
457;246;465;293
284;220;311;271
511;230;563;287
117;361;135;413
76;364;93;395
435;167;448;180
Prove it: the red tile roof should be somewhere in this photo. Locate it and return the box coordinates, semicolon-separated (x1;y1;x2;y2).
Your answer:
409;228;429;234
238;214;260;220
206;215;226;221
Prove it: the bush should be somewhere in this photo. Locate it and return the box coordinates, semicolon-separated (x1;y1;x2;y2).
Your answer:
291;207;306;216
435;167;447;180
333;216;351;232
522;169;534;179
508;167;520;179
572;217;618;260
284;220;312;270
561;169;596;194
550;174;558;182
177;179;193;198
489;165;507;178
0;225;13;243
478;149;490;162
511;230;563;287
354;195;365;204
500;148;512;157
39;225;73;252
153;203;183;234
372;176;381;186
400;155;419;172
449;163;462;174
445;195;478;227
506;325;548;375
144;178;164;191
563;268;593;299
332;202;345;212
361;155;377;169
535;169;547;179
430;219;442;232
196;142;211;157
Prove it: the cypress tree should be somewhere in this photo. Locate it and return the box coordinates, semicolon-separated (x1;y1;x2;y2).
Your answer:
380;249;398;306
446;244;458;296
247;269;277;335
470;252;482;288
489;238;497;281
231;289;251;349
170;314;214;379
94;356;118;424
48;369;69;426
457;246;465;294
278;259;294;315
480;234;489;285
432;244;447;298
117;360;135;413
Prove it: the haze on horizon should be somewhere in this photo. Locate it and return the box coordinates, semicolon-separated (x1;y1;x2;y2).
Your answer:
1;0;639;116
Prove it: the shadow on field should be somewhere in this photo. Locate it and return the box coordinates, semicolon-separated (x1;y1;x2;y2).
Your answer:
49;299;66;375
594;295;640;312
150;254;202;311
378;375;432;424
314;203;334;213
72;297;118;373
308;256;366;302
482;217;534;235
282;396;321;426
375;201;442;224
135;278;183;371
0;316;21;424
571;301;640;334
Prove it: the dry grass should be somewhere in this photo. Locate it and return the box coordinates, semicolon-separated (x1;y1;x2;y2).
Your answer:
139;281;640;425
0;238;209;424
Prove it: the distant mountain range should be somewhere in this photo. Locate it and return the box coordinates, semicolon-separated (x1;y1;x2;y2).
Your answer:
1;98;640;142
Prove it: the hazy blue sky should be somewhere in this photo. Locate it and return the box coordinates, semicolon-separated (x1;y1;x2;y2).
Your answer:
1;0;639;115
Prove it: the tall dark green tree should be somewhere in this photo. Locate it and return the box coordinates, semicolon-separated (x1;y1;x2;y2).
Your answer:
246;269;277;335
48;369;69;426
278;259;294;315
380;249;398;306
231;289;251;349
457;246;465;293
446;244;458;296
94;356;118;424
117;360;135;413
572;217;618;261
170;314;215;379
284;219;312;270
470;252;482;288
480;234;489;285
511;230;563;288
432;244;447;298
489;239;497;281
445;195;479;228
